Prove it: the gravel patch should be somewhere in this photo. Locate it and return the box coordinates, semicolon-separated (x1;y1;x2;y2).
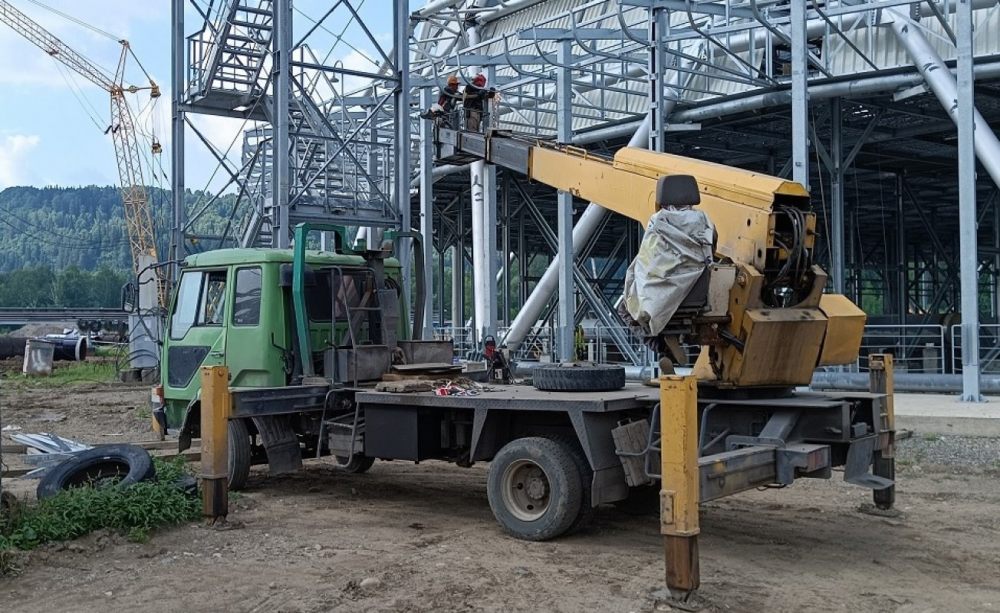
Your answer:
897;433;1000;468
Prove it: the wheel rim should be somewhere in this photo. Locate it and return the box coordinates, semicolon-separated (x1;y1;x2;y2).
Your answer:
501;459;551;521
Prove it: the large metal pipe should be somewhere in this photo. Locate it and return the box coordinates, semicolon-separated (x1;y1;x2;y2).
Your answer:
888;7;1000;190
812;371;1000;394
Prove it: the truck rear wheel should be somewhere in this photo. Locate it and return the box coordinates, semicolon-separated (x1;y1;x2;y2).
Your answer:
487;437;583;541
228;418;252;491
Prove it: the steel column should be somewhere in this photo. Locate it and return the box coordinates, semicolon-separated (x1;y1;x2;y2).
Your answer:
648;7;668;154
896;175;907;324
170;0;185;273
420;87;435;339
272;0;291;249
394;0;412;302
956;0;982;400
829;98;845;294
790;0;809;189
556;39;575;361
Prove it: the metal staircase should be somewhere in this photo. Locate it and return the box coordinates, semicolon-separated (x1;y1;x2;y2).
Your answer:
187;0;272;113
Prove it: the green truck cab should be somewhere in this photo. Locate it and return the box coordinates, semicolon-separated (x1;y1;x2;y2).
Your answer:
152;225;414;487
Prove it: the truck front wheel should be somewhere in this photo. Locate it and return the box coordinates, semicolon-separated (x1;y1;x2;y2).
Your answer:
228;418;253;491
487;437;583;541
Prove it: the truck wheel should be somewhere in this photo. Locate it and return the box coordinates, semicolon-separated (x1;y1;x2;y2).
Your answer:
872;451;895;510
335;455;375;474
487;437;583;541
552;435;595;534
228;418;252;491
532;363;626;392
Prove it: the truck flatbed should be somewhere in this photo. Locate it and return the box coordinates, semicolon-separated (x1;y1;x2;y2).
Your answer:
355;382;659;413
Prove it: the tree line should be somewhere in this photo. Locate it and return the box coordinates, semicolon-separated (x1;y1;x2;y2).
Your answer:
0;185;240;274
0;266;127;308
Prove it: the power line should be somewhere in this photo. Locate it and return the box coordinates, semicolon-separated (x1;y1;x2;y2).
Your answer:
25;0;119;42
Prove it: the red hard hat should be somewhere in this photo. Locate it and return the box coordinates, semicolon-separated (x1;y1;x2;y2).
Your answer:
473;73;486;85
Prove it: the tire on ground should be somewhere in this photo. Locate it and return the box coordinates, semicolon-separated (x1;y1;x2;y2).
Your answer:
228;418;253;491
36;444;156;499
532;363;626;392
335;454;376;474
486;437;583;541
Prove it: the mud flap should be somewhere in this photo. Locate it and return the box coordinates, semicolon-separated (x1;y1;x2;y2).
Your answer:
252;415;303;475
844;434;893;489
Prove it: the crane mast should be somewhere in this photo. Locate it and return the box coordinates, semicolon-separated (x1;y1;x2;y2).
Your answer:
0;1;163;308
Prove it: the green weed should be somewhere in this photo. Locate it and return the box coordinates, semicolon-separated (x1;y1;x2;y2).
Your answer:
1;359;117;389
0;457;201;575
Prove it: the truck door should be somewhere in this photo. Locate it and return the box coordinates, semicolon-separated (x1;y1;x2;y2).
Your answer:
224;265;286;388
164;268;228;397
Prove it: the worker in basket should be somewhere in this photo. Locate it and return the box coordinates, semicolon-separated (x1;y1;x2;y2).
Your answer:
463;73;496;132
420;74;461;126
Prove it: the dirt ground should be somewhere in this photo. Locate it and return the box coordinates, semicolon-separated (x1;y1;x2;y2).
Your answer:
1;380;999;613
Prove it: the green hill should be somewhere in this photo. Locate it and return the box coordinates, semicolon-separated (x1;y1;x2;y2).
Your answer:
0;185;241;307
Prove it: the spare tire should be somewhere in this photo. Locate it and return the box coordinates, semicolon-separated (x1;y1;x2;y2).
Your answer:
36;444;156;499
532;363;626;392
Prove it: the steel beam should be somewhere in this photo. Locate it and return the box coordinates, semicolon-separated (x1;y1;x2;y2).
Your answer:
556;39;575;361
790;0;809;189
420;87;435;339
956;0;982;401
395;0;412;303
829;98;845;294
170;0;185;272
272;0;291;249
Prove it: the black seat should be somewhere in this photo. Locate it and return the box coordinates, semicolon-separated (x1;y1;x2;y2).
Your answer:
657;174;701;209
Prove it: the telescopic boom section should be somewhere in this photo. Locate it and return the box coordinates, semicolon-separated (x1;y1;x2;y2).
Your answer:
435;128;811;273
0;1;162;306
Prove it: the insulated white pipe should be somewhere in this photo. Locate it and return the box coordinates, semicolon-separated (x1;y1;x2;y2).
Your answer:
467;22;490;343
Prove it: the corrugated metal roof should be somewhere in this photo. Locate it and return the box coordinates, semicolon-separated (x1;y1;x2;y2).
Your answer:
415;1;1000;133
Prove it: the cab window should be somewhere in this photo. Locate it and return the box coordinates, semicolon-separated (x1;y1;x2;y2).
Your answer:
200;271;227;325
169;269;227;339
170;271;202;339
233;267;262;326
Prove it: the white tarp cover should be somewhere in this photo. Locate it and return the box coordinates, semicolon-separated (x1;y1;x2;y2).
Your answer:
622;207;715;337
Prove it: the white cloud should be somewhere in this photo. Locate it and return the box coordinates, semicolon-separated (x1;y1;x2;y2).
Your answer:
0;134;41;187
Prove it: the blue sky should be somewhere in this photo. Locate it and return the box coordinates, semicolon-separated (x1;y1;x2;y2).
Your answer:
0;0;412;192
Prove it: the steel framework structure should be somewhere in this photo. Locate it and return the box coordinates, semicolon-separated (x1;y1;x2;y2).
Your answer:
171;0;1000;398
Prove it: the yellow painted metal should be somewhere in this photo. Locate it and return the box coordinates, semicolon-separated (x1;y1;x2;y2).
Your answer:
527;146;811;271
869;354;896;457
818;294;867;366
200;366;231;480
659;375;700;537
723;308;828;387
519;137;867;386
